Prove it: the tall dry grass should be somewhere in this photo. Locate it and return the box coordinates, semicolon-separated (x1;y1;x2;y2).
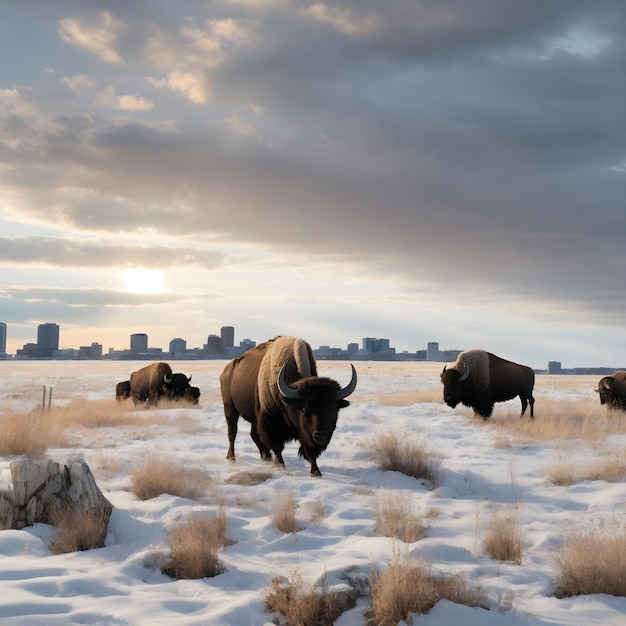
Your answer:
160;511;231;579
129;453;211;501
264;570;346;626
544;448;626;486
553;523;626;598
0;410;64;456
48;505;111;554
272;490;301;533
368;431;439;482
373;490;428;543
368;549;486;625
482;510;523;564
489;397;625;444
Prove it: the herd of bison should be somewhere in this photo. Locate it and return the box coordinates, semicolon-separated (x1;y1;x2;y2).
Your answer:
114;336;626;477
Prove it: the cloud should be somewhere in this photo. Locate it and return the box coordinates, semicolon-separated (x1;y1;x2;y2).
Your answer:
303;3;375;35
0;237;226;270
62;75;97;93
146;70;211;104
93;87;154;111
57;11;124;65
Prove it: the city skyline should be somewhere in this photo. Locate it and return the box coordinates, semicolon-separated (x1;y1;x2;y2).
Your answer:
3;321;624;373
1;3;624;370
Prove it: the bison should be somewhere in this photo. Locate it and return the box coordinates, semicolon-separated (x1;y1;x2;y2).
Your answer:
220;336;357;477
596;371;626;411
440;349;535;419
115;380;131;401
163;372;197;403
129;362;173;406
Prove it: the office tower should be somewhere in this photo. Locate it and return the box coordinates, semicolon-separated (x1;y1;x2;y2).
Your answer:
37;322;60;358
220;326;235;350
0;322;6;353
169;337;187;356
130;333;148;355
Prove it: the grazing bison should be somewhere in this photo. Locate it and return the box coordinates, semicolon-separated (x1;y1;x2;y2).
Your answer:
440;349;535;419
115;380;131;401
596;371;626;411
220;336;357;477
164;373;196;403
129;362;173;406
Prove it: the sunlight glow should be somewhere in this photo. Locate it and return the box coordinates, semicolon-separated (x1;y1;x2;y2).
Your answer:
124;268;165;294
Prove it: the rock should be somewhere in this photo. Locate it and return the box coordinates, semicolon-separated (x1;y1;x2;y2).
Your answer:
8;459;113;530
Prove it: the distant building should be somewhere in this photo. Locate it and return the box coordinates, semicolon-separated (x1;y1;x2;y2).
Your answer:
427;342;441;361
221;326;235;351
347;343;359;356
548;361;562;374
169;337;187;357
130;333;148;355
205;334;224;355
79;342;103;360
37;323;60;358
0;322;6;354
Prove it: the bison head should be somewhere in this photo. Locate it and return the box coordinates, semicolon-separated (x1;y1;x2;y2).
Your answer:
440;362;470;408
597;376;614;406
277;364;357;447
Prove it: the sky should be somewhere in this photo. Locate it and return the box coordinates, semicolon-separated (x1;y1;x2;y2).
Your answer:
0;1;625;369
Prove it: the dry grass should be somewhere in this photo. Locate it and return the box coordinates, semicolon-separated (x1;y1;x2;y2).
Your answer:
0;410;64;456
160;510;232;579
368;431;438;482
48;506;111;554
224;470;274;486
553;523;626;598
264;570;345;626
488;397;625;444
368;549;486;625
373;490;428;543
272;490;301;533
0;490;17;530
376;389;441;406
544;448;626;486
129;453;211;501
483;511;523;564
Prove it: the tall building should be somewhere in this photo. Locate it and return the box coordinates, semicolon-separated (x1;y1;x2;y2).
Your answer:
0;322;6;354
220;326;234;350
37;323;59;358
427;342;441;361
130;333;148;355
206;334;223;354
169;337;187;356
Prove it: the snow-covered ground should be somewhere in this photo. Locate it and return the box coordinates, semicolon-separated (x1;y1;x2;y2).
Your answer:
0;360;624;625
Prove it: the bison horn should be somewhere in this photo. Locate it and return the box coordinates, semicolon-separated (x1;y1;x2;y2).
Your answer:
187;374;192;383
277;364;300;400
336;364;358;400
457;363;470;382
603;377;614;390
164;373;172;384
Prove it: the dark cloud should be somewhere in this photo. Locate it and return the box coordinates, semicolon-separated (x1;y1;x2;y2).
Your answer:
0;237;226;269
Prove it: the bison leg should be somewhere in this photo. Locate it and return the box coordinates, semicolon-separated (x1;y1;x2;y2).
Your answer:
520;394;535;419
250;423;272;462
224;404;239;461
298;445;323;478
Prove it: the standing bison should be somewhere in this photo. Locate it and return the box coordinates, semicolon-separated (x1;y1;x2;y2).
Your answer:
220;336;357;477
115;380;131;401
129;362;174;406
596;371;626;411
440;349;535;419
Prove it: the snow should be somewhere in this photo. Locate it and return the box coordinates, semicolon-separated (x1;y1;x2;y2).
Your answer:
0;360;624;625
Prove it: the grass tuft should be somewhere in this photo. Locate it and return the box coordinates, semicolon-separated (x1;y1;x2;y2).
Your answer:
553;523;626;598
265;570;344;626
368;548;486;625
373;490;428;543
272;490;301;533
368;431;438;482
48;506;111;554
160;511;232;579
129;453;211;501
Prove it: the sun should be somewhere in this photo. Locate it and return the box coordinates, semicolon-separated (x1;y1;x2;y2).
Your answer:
124;268;165;294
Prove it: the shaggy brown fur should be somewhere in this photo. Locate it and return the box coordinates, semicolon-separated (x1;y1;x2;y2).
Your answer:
597;371;626;411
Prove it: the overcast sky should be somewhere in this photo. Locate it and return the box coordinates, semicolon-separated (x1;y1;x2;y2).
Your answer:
1;1;624;368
